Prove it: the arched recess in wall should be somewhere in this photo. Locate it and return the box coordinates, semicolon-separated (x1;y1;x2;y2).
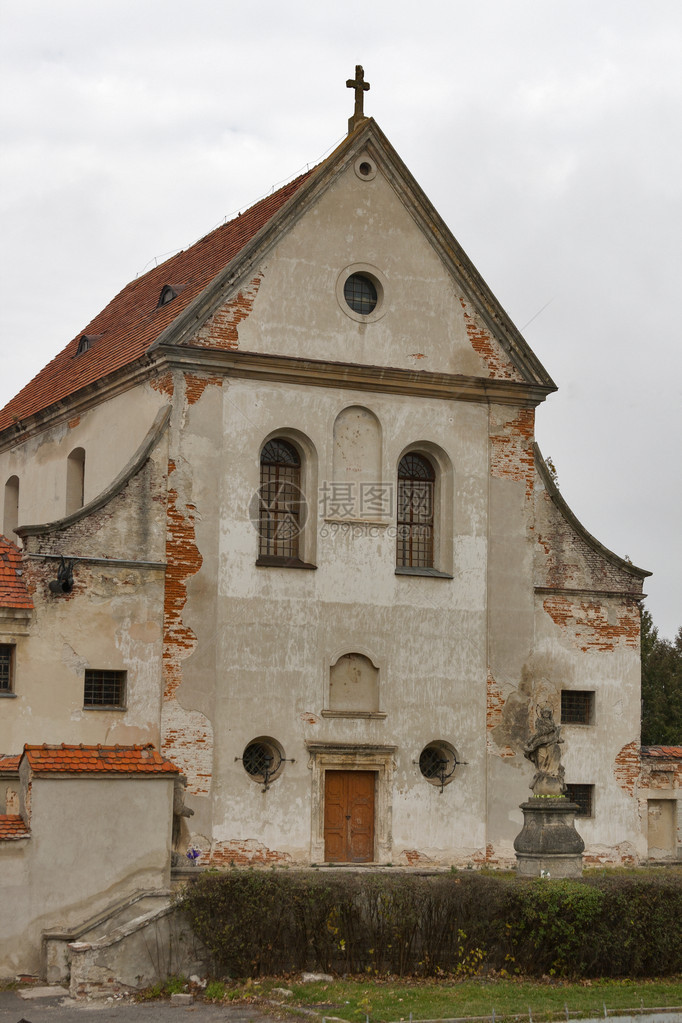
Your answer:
395;441;454;576
255;428;318;567
328;652;380;713
66;448;86;516
3;476;19;537
330;406;382;519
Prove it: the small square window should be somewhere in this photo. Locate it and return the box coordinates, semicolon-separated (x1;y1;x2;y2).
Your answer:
84;669;126;708
0;644;14;693
566;783;594;817
561;690;594;725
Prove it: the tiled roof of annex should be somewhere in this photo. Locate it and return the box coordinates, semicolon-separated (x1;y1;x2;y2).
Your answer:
641;746;682;760
0;170;315;433
23;743;179;774
0;537;33;609
0;815;30;840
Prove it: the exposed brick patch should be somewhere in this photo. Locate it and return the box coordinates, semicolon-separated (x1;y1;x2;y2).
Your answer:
162;458;202;703
534;487;644;593
614;740;641;796
486;671;516;758
401;849;435;866
208;839;292;866
543;596;640;652
162;707;213;797
459;297;524;382
184;372;223;407
150;373;174;398
193;273;263;350
490;409;535;501
160;456;212;796
583;844;637;867
68;415;81;429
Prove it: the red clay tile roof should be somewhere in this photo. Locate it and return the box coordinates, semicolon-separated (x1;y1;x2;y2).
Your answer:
0;815;30;840
0;170;315;433
641;746;682;759
23;743;180;774
0;754;21;771
0;537;33;609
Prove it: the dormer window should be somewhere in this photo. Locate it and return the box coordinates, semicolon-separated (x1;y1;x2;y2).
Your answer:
157;285;178;307
75;334;101;356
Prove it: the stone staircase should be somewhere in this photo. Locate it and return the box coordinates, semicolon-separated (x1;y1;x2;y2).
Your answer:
42;889;206;997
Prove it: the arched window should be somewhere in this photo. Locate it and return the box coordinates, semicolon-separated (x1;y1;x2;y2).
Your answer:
3;476;19;537
66;448;86;515
257;439;303;562
396;452;435;568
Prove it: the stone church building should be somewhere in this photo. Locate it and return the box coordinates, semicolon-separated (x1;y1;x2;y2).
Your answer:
0;83;667;893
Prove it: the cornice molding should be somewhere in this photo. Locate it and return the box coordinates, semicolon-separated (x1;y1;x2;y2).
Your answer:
157;346;554;407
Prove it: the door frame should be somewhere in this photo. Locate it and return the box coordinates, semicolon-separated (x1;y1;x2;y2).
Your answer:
307;742;396;864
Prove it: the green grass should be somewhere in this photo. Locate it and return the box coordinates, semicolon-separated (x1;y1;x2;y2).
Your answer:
233;976;682;1022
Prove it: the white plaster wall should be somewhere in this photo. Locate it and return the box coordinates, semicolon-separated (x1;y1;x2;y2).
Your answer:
0;774;173;977
0;384;166;530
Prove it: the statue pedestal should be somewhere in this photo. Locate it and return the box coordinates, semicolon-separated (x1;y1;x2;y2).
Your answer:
514;798;584;879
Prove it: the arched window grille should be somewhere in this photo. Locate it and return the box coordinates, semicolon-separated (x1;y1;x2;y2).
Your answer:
396;452;435;568
258;439;302;560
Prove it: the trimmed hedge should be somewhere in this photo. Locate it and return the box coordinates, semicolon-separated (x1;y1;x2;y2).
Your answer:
180;869;682;979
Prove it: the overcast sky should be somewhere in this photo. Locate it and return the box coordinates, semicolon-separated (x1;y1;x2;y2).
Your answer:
1;0;680;638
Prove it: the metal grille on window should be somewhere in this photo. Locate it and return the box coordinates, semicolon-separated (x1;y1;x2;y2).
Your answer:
344;273;377;315
243;741;276;780
84;669;125;707
258;439;302;560
0;645;12;691
397;453;435;568
566;783;593;817
561;690;593;725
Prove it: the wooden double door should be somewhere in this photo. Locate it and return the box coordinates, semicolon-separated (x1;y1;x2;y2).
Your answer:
324;770;375;863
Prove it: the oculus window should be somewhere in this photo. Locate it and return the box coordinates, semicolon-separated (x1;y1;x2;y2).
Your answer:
344;273;378;315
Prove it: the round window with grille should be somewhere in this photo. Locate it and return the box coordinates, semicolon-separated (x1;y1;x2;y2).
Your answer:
418;741;458;787
241;737;285;785
344;273;378;315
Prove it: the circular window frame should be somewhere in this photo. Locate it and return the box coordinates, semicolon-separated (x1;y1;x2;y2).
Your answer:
354;155;377;181
241;736;286;786
336;263;387;323
418;740;459;788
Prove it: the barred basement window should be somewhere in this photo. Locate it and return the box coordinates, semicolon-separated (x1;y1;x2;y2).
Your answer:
84;669;126;708
0;644;14;693
561;690;594;725
566;783;594;817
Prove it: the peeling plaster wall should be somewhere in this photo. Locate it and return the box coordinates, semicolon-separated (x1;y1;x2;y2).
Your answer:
0;408;168;754
159;373;491;864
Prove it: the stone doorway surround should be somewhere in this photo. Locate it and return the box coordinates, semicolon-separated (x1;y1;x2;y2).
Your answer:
307;742;397;864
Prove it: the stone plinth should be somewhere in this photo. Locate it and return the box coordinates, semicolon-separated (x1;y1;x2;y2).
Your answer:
514;797;584;878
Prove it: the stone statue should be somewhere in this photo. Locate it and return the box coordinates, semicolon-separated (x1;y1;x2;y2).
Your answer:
523;707;566;796
171;774;195;865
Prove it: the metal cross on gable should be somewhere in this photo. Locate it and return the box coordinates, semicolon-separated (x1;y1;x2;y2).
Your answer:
346;64;370;133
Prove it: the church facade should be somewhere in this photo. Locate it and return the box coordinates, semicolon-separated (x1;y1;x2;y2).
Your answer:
0;107;657;870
